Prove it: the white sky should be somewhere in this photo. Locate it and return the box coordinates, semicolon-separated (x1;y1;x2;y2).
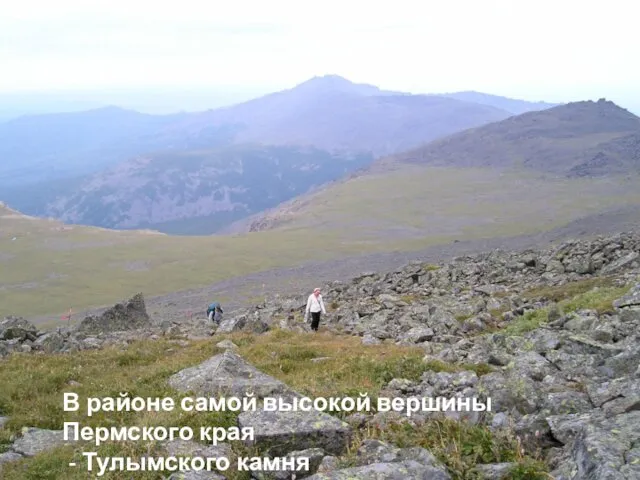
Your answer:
1;0;639;105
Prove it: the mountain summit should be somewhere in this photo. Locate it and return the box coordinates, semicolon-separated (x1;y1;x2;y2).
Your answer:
181;75;515;157
289;74;393;97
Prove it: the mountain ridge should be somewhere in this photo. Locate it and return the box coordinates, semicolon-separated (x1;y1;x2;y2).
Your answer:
372;98;640;175
433;90;561;114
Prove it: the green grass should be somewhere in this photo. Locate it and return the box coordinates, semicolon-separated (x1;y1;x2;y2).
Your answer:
501;280;633;336
0;330;541;479
263;167;640;238
521;277;618;303
366;419;549;479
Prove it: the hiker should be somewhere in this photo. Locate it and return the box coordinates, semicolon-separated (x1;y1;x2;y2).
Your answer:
305;288;326;332
206;302;223;324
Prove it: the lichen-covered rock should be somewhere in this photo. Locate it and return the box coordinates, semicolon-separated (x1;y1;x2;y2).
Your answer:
472;463;518;479
0;452;24;473
602;251;639;274
613;283;640;309
164;439;232;459
355;439;402;466
167;471;226;480
237;409;352;457
362;334;382;345
33;331;67;353
305;460;452;479
168;351;298;399
252;448;325;479
548;411;640;479
76;293;151;334
215;339;238;350
10;427;70;457
399;327;434;344
317;455;339;473
354;439;441;470
0;316;37;341
216;314;270;334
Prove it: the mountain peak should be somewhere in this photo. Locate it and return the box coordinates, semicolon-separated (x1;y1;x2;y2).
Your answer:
291;74;383;96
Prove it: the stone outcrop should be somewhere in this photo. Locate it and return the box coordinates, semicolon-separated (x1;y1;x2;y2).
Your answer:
0;426;74;472
238;409;351;457
306;460;452;480
0;293;207;357
168;351;299;400
76;292;151;334
0;316;38;342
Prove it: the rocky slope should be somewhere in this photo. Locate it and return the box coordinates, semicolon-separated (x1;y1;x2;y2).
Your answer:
2;231;640;478
379;99;640;176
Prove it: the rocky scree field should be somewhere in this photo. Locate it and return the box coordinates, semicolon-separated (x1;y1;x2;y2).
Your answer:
1;232;640;479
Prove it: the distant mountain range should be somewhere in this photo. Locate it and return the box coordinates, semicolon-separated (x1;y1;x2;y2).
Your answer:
0;75;553;187
1;75;566;234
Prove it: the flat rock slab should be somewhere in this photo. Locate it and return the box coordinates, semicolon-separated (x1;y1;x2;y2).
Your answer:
252;448;325;480
549;411;640;480
237;409;352;457
306;460;452;479
613;284;640;308
473;463;518;479
11;428;69;457
168;351;298;399
0;452;24;475
0;452;24;465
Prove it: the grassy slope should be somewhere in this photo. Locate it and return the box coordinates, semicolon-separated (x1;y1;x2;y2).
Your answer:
2;166;640;320
246;166;640;236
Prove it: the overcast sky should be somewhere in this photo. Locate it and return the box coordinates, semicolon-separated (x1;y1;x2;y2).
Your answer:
1;0;638;108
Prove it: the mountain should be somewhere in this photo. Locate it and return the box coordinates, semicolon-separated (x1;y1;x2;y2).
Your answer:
434;91;560;115
20;145;373;234
380;98;640;176
0;75;522;189
229;99;640;236
167;74;515;157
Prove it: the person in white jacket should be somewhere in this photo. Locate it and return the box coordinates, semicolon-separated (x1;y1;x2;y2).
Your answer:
305;288;326;332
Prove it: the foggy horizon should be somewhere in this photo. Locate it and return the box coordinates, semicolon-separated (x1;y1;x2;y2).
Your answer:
2;0;639;116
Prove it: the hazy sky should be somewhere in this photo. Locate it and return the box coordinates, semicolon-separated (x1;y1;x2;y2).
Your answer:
1;0;639;107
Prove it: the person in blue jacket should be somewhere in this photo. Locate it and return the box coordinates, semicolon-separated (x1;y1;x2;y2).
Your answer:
206;302;223;324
